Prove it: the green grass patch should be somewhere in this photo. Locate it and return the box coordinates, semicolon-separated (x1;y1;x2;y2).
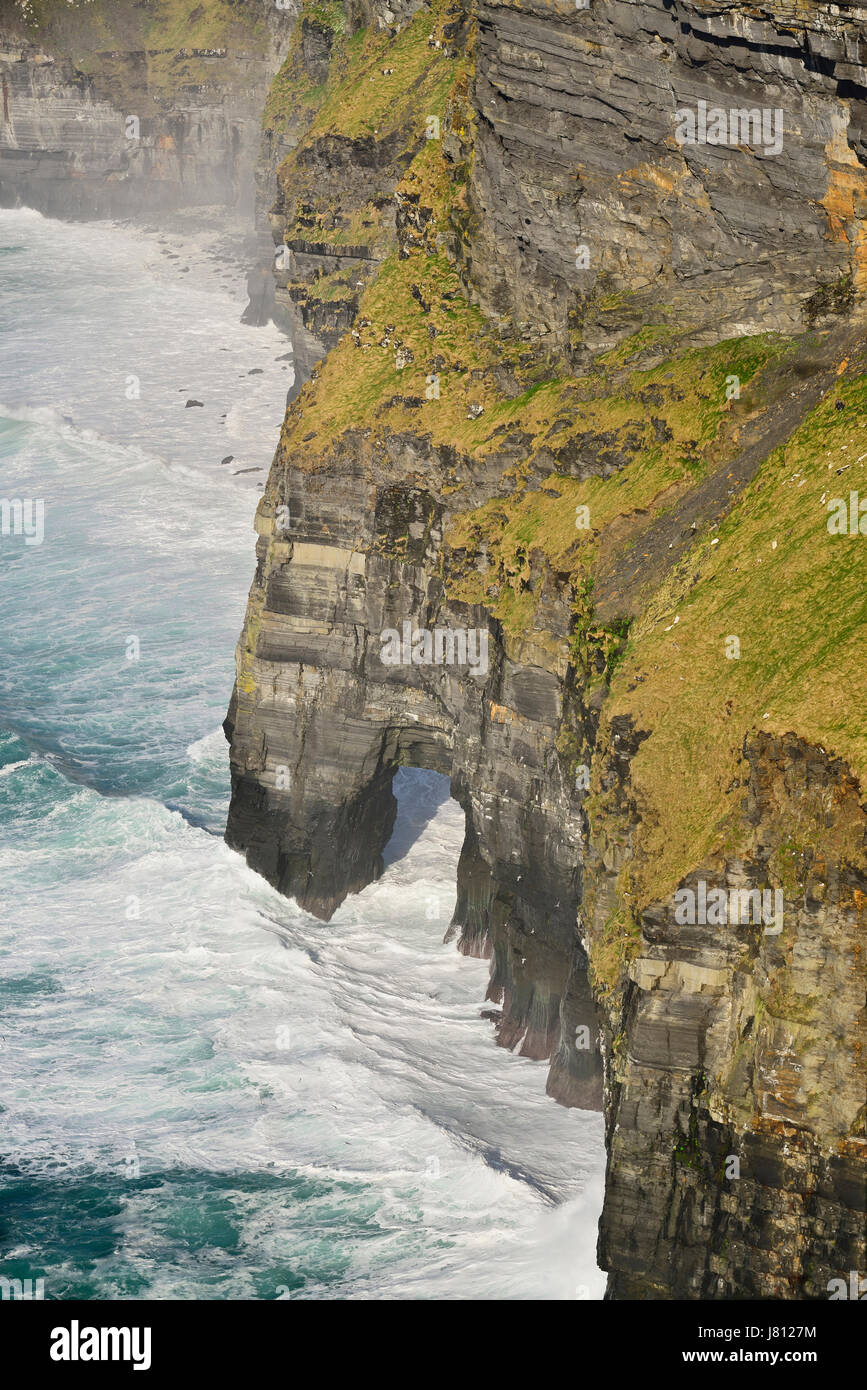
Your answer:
600;368;867;910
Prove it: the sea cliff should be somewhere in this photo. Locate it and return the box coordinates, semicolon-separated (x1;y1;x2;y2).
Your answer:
224;0;867;1298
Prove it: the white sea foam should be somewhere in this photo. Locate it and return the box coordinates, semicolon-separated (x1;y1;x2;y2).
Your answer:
0;757;32;777
0;207;606;1300
1;759;605;1299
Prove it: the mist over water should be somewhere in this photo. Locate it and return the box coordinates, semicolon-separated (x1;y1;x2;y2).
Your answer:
0;209;605;1300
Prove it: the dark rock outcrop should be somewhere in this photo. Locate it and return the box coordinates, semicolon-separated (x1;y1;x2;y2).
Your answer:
592;730;867;1298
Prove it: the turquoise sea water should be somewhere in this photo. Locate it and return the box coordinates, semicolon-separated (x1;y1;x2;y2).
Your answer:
0;208;605;1300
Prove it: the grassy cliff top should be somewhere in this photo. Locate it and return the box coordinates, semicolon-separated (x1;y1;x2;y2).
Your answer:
599;358;867;910
8;0;276;101
263;0;462;353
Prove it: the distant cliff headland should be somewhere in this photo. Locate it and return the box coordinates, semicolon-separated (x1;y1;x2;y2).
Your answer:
0;0;298;218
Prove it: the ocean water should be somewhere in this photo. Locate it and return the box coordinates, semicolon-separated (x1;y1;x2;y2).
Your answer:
0;208;605;1300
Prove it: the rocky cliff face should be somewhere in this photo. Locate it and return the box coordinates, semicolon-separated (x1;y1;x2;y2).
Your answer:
588;726;867;1297
225;0;866;1297
0;0;296;223
464;0;867;361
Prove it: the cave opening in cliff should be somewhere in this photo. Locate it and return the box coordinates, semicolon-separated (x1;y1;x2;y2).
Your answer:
376;760;605;1116
382;766;454;871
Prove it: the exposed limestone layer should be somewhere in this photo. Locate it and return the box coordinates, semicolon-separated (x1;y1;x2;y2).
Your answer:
0;0;296;221
464;0;867;363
